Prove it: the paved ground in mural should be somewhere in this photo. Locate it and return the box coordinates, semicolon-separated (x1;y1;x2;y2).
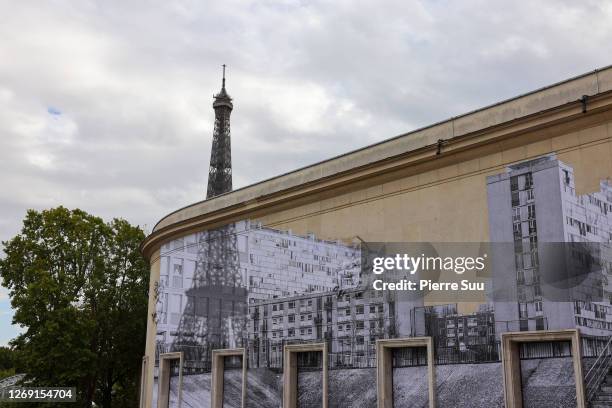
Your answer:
152;357;584;408
521;358;578;408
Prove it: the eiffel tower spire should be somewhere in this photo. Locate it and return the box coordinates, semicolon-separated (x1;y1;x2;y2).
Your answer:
207;64;233;198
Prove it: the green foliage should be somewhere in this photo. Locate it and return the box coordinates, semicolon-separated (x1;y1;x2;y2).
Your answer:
0;347;18;383
0;207;149;407
0;347;14;371
0;367;15;381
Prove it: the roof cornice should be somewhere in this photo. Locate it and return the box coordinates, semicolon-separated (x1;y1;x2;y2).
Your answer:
141;66;612;260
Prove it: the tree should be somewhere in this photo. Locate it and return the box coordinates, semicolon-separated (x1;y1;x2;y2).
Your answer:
0;207;149;407
0;346;16;380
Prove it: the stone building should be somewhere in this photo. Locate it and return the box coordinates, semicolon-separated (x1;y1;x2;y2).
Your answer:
141;66;612;407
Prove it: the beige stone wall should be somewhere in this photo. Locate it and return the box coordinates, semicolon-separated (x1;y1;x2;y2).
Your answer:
149;68;612;237
251;118;612;314
254;122;612;243
142;249;160;408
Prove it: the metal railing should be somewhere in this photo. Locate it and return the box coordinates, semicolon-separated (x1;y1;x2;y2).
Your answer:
519;340;571;360
583;334;612;403
435;342;500;365
154;333;612;376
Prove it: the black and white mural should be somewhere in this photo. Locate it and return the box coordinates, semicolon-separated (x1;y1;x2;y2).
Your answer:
152;155;612;408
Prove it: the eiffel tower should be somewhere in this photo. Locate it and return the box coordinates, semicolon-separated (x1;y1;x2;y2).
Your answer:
172;66;248;371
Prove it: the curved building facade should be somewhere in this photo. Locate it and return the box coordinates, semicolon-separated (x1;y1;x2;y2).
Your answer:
141;66;612;408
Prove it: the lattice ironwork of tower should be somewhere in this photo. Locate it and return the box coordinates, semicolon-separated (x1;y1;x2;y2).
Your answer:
171;67;248;371
207;64;233;199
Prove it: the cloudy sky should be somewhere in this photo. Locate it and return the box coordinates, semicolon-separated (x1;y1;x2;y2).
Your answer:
1;0;612;345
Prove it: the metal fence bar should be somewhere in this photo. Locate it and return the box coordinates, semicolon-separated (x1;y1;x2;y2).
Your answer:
153;334;612;373
582;335;612;403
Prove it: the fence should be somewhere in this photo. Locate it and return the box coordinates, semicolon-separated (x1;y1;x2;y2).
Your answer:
154;334;612;374
435;343;500;365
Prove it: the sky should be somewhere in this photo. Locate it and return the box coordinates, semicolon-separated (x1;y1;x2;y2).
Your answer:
1;0;612;346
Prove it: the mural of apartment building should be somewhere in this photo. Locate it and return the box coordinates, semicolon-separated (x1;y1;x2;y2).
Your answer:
487;155;612;337
410;304;498;363
246;286;396;368
245;222;361;301
155;220;361;345
428;307;496;348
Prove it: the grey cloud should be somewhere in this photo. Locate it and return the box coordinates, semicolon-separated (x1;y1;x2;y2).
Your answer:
0;0;612;248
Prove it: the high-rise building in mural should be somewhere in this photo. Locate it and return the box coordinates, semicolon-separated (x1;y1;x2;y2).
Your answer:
156;221;361;349
487;155;612;337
